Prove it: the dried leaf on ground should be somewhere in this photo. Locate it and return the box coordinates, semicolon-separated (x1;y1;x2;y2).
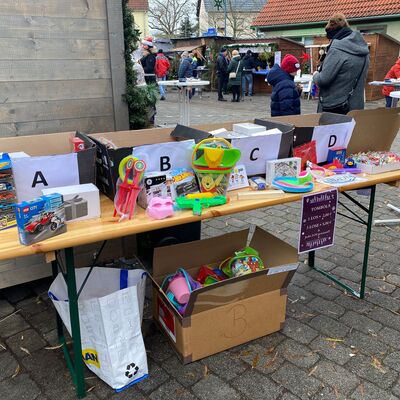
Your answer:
265;346;275;355
308;366;317;376
12;364;20;378
264;351;278;368
45;344;64;350
87;386;95;392
251;353;260;369
20;346;31;356
371;356;386;373
325;338;344;342
359;383;365;398
203;365;209;378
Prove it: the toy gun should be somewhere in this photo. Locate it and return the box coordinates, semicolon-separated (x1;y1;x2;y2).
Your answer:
175;195;227;216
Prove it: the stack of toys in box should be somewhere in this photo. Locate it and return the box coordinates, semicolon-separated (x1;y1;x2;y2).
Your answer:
0;153;17;230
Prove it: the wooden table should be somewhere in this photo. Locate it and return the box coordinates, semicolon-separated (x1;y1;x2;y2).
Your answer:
1;169;400;398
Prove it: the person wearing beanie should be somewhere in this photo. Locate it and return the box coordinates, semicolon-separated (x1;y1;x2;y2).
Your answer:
242;49;255;98
140;36;157;84
313;13;370;114
266;54;301;116
216;47;229;101
227;50;244;102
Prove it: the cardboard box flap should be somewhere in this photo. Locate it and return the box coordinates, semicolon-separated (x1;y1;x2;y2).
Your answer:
347;108;400;154
249;226;298;267
170;125;211;142
319;113;353;125
271;113;320;126
187;263;298;315
152;229;249;280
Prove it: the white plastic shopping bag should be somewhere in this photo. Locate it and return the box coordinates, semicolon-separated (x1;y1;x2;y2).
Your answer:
49;267;148;391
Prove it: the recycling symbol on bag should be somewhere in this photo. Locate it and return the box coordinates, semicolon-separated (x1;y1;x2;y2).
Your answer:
125;362;139;379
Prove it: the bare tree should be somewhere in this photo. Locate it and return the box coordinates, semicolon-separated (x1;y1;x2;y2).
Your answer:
149;0;194;37
207;0;263;38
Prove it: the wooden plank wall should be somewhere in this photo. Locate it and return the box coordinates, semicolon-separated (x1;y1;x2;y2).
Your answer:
0;0;130;288
0;0;129;137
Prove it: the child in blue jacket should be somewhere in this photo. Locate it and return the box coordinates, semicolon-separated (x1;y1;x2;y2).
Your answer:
266;54;301;116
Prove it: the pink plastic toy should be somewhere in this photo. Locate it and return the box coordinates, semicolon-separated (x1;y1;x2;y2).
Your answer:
168;276;191;304
146;197;174;220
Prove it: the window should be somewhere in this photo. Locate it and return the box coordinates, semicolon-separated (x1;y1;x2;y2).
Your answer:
357;24;387;34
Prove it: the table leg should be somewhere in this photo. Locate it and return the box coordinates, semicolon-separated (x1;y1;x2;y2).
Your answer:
309;186;376;299
64;247;86;398
178;88;184;125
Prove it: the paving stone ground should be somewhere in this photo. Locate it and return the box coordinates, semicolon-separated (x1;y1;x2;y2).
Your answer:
1;92;400;399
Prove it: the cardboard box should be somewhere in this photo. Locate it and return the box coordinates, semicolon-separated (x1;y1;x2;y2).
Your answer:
260;113;355;164
150;227;298;363
347;108;400;154
42;183;100;222
0;132;96;201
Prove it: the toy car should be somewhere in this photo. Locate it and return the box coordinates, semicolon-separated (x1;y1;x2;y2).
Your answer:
25;212;55;234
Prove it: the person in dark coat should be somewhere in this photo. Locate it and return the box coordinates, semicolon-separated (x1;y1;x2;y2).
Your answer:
242;50;255;97
313;14;370;114
216;47;228;101
178;51;193;79
266;54;301;117
227;50;244;102
140;37;157;84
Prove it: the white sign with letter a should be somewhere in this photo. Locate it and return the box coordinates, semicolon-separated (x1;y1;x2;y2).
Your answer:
12;153;80;201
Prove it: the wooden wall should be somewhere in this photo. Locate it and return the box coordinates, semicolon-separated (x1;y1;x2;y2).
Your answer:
0;0;129;138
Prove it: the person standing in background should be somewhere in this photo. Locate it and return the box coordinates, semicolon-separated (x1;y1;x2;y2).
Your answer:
217;48;229;101
155;49;170;100
140;37;157;84
382;57;400;107
313;14;369;114
242;50;255;98
227;50;243;102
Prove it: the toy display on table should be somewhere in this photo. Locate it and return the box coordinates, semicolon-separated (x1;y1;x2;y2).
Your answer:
146;197;174;220
327;148;346;164
272;171;314;193
350;151;400;174
15;193;66;245
161;268;202;315
138;171;173;208
175;193;227;216
0;153;17;230
113;156;146;221
69;137;85;152
266;157;301;184
192;137;241;196
170;168;199;198
219;247;265;278
293;141;317;170
227;165;249;190
249;176;268;191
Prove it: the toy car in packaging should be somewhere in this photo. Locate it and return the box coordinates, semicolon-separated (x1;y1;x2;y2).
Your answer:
0;153;18;230
15;193;66;245
170;168;199;198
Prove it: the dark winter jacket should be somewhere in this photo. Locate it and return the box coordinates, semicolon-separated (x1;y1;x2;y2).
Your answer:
227;55;243;86
242;54;255;74
267;64;301;116
313;30;370;112
216;53;228;76
140;51;156;83
178;57;193;79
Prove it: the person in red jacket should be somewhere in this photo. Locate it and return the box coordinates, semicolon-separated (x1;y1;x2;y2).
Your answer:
155;49;170;100
382;58;400;107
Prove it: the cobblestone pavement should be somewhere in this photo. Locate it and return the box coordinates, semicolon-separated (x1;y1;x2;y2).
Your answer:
1;92;400;400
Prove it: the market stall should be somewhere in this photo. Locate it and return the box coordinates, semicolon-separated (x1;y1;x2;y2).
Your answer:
0;107;399;398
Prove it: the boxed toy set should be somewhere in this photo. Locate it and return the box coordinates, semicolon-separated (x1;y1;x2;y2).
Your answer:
0;153;18;231
15;193;66;245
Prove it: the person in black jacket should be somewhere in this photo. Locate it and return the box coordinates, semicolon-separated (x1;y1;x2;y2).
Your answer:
216;48;228;101
266;54;301;116
242;50;255;97
140;37;157;84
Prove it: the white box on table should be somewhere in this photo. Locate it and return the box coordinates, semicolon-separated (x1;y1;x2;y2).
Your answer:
358;162;400;175
42;183;100;222
233;123;266;136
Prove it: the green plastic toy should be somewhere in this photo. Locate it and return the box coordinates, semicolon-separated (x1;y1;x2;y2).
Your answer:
175;195;227;216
